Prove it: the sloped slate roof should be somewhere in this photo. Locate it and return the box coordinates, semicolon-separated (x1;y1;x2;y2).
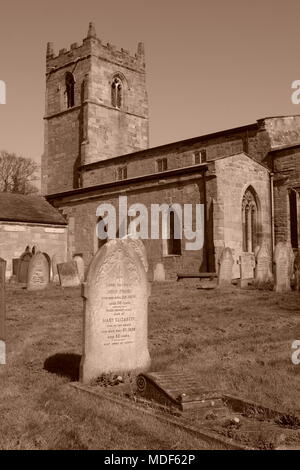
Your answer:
0;193;67;225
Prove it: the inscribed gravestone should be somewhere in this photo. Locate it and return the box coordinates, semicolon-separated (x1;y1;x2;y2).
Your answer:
73;255;85;283
239;252;255;288
80;238;151;384
17;247;32;283
27;252;50;291
255;242;273;285
217;247;234;287
0;258;6;365
57;261;80;287
274;242;292;293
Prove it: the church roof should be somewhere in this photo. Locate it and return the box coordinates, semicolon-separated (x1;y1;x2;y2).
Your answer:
0;193;67;225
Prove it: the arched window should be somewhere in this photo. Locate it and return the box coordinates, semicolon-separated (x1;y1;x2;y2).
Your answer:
242;187;259;253
111;77;122;108
65;72;75;108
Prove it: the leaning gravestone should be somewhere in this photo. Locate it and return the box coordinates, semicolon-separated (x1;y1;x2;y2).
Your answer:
239;252;255;288
217;247;234;287
0;258;6;365
52;253;65;283
17;248;32;283
57;261;80;287
73;255;85;283
294;251;300;291
274;242;292;293
80;238;151;384
27;252;50;291
255;242;273;285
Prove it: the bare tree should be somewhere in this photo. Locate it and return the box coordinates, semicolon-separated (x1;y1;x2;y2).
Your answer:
0;151;39;195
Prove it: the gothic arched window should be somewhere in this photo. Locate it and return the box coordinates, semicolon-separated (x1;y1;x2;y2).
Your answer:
111;77;122;108
65;72;75;108
242;187;259;253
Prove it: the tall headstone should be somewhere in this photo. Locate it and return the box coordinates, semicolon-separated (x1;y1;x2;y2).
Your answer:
255;242;273;285
80;238;151;383
0;258;6;365
27;252;50;291
294;251;300;291
239;252;255;288
274;242;292;293
73;255;85;283
57;261;80;287
17;248;32;283
217;247;234;287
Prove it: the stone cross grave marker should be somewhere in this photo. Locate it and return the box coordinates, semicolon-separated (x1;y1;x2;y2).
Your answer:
80;238;151;383
255;242;273;285
27;252;50;291
239;252;255;288
217;247;234;287
57;261;80;287
274;242;292;293
0;258;6;365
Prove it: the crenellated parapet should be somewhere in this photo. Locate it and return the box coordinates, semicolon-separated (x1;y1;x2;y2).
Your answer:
46;22;145;75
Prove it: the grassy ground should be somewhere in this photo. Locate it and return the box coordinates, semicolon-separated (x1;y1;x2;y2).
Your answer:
0;281;300;449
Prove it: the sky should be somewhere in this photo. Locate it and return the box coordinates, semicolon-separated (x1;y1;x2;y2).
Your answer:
1;0;300;168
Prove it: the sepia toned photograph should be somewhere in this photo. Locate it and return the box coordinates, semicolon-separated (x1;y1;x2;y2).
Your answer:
0;0;300;454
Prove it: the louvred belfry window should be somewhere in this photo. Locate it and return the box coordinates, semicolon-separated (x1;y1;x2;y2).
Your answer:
65;72;75;108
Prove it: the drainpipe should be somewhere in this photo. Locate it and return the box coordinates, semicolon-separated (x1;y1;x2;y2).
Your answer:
270;172;275;263
203;168;209;272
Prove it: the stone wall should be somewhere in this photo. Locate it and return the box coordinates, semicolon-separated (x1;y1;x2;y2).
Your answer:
213;153;272;277
81;125;268;188
0;222;68;278
49;170;207;281
272;146;300;245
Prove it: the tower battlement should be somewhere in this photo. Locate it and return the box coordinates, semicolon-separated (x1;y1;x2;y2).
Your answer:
46;23;145;75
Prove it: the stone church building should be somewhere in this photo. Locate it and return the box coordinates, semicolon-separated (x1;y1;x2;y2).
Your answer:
42;23;300;280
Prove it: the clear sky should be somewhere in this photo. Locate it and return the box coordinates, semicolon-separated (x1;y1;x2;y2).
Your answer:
1;0;300;167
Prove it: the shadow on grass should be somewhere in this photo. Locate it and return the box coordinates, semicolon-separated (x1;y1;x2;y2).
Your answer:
44;353;81;381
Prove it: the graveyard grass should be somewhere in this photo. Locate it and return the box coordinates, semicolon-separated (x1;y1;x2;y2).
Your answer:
1;281;300;450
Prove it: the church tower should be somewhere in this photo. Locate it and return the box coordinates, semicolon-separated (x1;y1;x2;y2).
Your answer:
42;23;149;195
